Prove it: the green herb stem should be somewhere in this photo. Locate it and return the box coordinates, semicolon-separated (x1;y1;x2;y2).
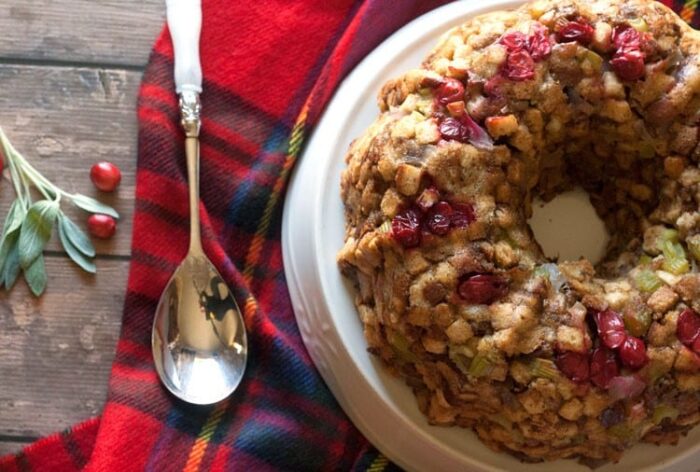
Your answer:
0;126;118;296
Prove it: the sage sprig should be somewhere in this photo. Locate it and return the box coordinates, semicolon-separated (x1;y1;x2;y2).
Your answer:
0;127;119;296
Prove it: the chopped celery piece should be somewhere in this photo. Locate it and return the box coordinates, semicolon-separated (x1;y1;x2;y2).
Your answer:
661;241;689;275
468;352;496;378
652;405;679;425
449;344;474;375
687;235;700;263
607;423;639;442
379;220;391;234
387;331;417;362
656;228;679;251
582;50;603;71
639;254;653;266
623;308;652;337
635;269;662;293
533;265;550;280
629;18;649;32
530;358;559;380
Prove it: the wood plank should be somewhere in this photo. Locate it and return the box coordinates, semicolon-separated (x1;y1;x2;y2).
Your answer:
0;64;143;256
0;439;32;457
0;1;163;67
0;256;128;441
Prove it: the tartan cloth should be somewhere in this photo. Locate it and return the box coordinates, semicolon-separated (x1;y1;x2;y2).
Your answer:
0;0;698;471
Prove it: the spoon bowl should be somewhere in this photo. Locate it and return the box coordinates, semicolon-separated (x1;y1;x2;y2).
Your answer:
152;253;247;405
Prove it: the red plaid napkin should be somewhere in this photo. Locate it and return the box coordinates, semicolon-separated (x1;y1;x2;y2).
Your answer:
0;0;695;471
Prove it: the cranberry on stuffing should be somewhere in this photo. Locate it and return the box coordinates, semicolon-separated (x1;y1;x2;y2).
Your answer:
590;347;620;389
556;351;591;383
391;207;422;248
457;273;508;305
556;19;594;45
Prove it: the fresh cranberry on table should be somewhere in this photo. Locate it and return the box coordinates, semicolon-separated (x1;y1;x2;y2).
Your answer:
556;350;590;383
619;336;648;369
594;309;627;349
90;161;122;192
391;207;422;248
590;346;619;389
677;308;700;346
87;214;117;239
435;78;465;105
457;273;508;305
556;19;594;45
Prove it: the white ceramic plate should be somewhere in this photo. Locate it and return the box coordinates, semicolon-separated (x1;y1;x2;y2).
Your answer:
281;2;700;470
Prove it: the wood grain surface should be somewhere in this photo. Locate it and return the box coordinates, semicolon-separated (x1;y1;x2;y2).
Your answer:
0;1;163;66
0;0;164;455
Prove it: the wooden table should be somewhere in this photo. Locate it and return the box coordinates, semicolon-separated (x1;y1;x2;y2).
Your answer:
0;1;164;455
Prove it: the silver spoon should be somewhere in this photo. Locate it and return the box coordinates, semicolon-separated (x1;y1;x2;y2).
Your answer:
151;0;248;405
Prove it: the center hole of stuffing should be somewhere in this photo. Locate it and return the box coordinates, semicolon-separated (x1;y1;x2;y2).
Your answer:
529;187;610;264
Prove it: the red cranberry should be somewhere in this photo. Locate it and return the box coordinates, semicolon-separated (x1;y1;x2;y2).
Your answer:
556;19;594;45
90;162;122;192
87;214;117;239
694;336;700;354
677;308;700;346
612;25;642;52
391;208;422;248
610;49;645;81
483;75;505;96
457;273;508;305
502;49;535;81
594;309;627;349
528;24;552;61
619;336;648;369
500;31;528;51
556;351;590;383
590;347;619;389
425;201;452;236
439;117;469;142
435;78;465;105
450;202;475;228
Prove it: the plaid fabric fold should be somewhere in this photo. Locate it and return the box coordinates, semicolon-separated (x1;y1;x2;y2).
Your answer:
0;0;696;470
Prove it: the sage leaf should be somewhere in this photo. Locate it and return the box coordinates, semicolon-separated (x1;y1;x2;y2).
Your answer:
24;253;47;297
3;199;27;236
71;194;119;219
3;235;20;289
0;221;21;278
58;216;96;274
59;213;95;257
18;200;59;269
0;200;26;275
